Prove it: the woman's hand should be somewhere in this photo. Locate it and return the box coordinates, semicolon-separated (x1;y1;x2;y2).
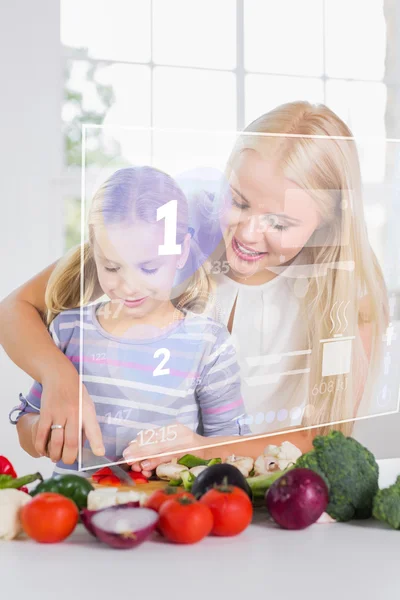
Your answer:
122;424;206;477
34;362;105;464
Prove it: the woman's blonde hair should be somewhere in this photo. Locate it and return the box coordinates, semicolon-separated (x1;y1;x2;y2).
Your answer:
45;166;211;325
227;101;388;435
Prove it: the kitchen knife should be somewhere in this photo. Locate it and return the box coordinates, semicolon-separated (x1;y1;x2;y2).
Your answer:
81;449;136;486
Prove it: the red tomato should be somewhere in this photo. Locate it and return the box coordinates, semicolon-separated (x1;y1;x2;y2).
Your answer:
146;488;194;513
159;495;213;544
21;493;79;543
200;485;253;536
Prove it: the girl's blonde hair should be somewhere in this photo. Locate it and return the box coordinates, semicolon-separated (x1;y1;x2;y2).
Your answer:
45;166;211;326
227;101;388;435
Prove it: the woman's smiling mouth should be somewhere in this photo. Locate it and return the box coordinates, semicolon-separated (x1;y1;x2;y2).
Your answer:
231;236;268;262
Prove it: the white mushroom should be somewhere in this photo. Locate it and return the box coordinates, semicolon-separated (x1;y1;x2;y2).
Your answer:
156;462;189;481
0;489;32;541
254;454;280;476
254;441;302;476
189;465;208;478
225;455;254;478
277;441;302;469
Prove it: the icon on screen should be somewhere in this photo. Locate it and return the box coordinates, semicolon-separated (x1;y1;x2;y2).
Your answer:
320;335;354;377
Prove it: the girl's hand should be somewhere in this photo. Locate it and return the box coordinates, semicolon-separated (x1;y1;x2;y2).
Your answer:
123;424;206;476
33;363;105;464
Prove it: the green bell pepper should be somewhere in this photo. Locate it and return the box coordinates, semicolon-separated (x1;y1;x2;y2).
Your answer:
177;454;222;468
31;474;94;510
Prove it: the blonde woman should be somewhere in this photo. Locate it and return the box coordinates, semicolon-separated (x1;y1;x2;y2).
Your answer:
10;166;250;475
1;102;387;472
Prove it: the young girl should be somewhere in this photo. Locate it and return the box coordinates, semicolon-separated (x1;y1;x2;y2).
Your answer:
12;166;250;474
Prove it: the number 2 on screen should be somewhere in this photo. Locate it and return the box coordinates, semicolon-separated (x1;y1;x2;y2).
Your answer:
157;200;182;256
153;348;171;376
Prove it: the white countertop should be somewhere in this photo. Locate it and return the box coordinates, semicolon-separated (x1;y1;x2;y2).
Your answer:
2;459;400;600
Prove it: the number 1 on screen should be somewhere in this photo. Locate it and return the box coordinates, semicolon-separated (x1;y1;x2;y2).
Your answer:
157;200;182;256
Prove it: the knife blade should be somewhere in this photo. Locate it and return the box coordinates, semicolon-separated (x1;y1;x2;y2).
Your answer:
81;449;136;487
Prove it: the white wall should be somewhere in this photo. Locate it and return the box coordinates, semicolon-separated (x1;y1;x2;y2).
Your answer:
0;0;63;478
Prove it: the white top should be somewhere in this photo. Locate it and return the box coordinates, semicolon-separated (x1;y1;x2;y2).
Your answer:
207;272;310;434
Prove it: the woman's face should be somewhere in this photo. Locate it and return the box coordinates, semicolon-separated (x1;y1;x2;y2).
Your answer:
221;150;322;281
93;221;190;319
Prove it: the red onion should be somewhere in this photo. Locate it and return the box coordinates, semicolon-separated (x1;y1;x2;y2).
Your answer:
266;468;329;530
81;501;140;537
88;505;159;549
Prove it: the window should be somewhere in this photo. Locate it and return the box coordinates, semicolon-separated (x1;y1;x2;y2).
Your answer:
61;0;390;286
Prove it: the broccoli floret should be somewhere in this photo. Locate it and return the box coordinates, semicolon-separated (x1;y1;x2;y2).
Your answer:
373;475;400;529
295;430;379;521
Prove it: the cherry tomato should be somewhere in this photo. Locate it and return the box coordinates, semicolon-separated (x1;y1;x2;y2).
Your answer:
159;495;213;544
200;484;253;536
20;493;79;543
145;488;194;513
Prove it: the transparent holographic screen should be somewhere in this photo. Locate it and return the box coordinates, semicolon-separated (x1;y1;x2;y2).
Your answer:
78;125;400;471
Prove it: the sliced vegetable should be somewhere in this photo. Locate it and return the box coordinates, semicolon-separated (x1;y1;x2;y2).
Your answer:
92;467;148;486
0;489;32;541
31;474;94;510
168;478;182;487
177;454;221;469
87;488;147;511
266;468;329;530
191;463;252;500
181;470;196;491
200;483;253;536
21;492;79;543
159;495;213;544
92;468;121;487
81;502;140;537
129;471;149;484
88;506;159;549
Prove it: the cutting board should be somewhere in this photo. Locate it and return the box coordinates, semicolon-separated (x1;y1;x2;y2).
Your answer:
92;479;181;494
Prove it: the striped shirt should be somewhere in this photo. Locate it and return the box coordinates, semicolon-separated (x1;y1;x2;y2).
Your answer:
12;302;250;472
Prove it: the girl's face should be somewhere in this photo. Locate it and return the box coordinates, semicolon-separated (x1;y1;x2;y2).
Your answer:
93;220;190;319
222;150;322;281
